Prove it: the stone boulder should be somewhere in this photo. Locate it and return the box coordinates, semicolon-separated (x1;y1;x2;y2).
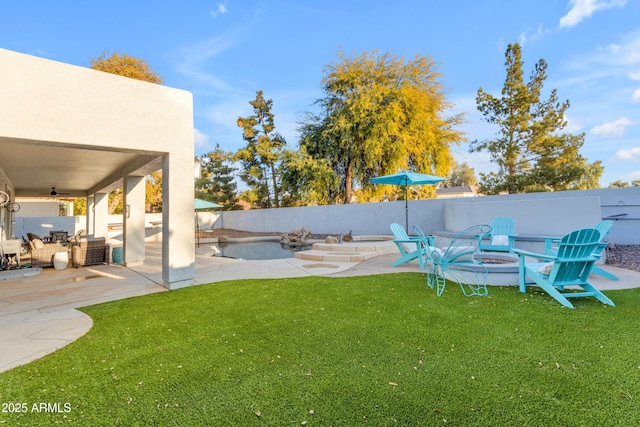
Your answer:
280;227;312;246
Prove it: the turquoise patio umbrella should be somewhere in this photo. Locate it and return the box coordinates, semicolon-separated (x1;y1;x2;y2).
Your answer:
195;199;223;210
371;171;448;231
195;199;222;247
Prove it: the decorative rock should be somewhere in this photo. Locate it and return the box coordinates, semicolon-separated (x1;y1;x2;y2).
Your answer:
342;234;353;242
325;236;338;244
281;227;312;244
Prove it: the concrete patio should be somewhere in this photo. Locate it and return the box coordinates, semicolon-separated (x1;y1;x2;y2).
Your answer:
1;242;638;373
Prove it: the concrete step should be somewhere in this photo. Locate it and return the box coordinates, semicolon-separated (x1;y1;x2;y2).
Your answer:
294;240;398;262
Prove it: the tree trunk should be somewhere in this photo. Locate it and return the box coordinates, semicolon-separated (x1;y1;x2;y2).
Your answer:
270;162;279;208
344;159;353;204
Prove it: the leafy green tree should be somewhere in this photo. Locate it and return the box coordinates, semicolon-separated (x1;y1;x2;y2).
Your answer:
236;91;286;208
145;171;163;212
444;161;477;187
567;160;604;190
609;179;640;188
299;50;465;204
279;146;339;206
471;43;602;194
108;188;124;214
196;145;241;210
73;198;86;216
609;180;630;188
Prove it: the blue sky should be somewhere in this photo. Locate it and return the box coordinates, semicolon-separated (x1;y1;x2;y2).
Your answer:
2;0;639;187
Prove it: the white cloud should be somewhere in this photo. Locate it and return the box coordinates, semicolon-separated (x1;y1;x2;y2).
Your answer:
194;129;210;149
519;24;552;45
604;36;640;65
173;35;241;93
632;89;640;103
615;147;640;160
590;117;632;137
559;0;627;29
629;70;640;80
210;2;229;18
563;115;583;133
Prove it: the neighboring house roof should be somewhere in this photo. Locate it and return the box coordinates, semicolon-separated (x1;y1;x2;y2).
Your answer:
436;185;479;198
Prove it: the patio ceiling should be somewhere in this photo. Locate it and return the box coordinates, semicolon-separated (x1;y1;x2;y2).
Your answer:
0;138;164;198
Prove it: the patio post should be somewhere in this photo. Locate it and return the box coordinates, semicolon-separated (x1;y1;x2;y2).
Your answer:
92;192;109;239
123;175;145;267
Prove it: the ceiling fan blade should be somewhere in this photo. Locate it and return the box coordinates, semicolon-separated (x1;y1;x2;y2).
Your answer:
43;187;71;196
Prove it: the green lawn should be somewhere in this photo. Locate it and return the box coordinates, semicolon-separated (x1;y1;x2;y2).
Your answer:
1;273;639;426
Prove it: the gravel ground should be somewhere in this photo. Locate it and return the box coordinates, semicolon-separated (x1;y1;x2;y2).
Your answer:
201;229;640;273
606;245;640;273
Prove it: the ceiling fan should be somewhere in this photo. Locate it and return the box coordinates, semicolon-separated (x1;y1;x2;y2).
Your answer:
46;187;71;197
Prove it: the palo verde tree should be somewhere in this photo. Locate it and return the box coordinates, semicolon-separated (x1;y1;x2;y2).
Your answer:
299;50;465;204
90;51;163;83
236;91;286;208
471;42;602;194
145;171;163;212
196;144;241;210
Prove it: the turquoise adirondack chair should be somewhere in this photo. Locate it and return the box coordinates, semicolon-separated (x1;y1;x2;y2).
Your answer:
544;220;618;281
513;228;615;309
478;217;516;252
390;223;426;269
412;224;435;254
422;224;491;297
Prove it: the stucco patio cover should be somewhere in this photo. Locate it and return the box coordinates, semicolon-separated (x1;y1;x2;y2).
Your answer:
0;48;195;289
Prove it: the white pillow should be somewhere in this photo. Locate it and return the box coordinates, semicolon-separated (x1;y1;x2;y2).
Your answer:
425;246;443;261
539;262;554;275
491;235;509;246
33;238;45;249
401;242;419;253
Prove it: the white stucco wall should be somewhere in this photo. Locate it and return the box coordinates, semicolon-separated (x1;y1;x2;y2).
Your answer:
442;197;602;236
216;188;640;245
0;49;192;155
0;48;195;288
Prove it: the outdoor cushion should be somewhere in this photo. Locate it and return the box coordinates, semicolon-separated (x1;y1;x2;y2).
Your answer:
27;232;42;241
425;246;443;262
50;231;68;244
401;242;419;253
491;235;509;246
447;245;475;262
539;262;554;276
32;238;45;249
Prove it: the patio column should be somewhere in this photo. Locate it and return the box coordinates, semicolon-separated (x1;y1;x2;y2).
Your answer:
123;175;145;267
161;153;195;289
85;196;94;235
92;192;109;239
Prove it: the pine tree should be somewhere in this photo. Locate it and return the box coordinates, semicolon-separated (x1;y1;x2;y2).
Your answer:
236;91;286;208
196;145;240;210
471;43;602;194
